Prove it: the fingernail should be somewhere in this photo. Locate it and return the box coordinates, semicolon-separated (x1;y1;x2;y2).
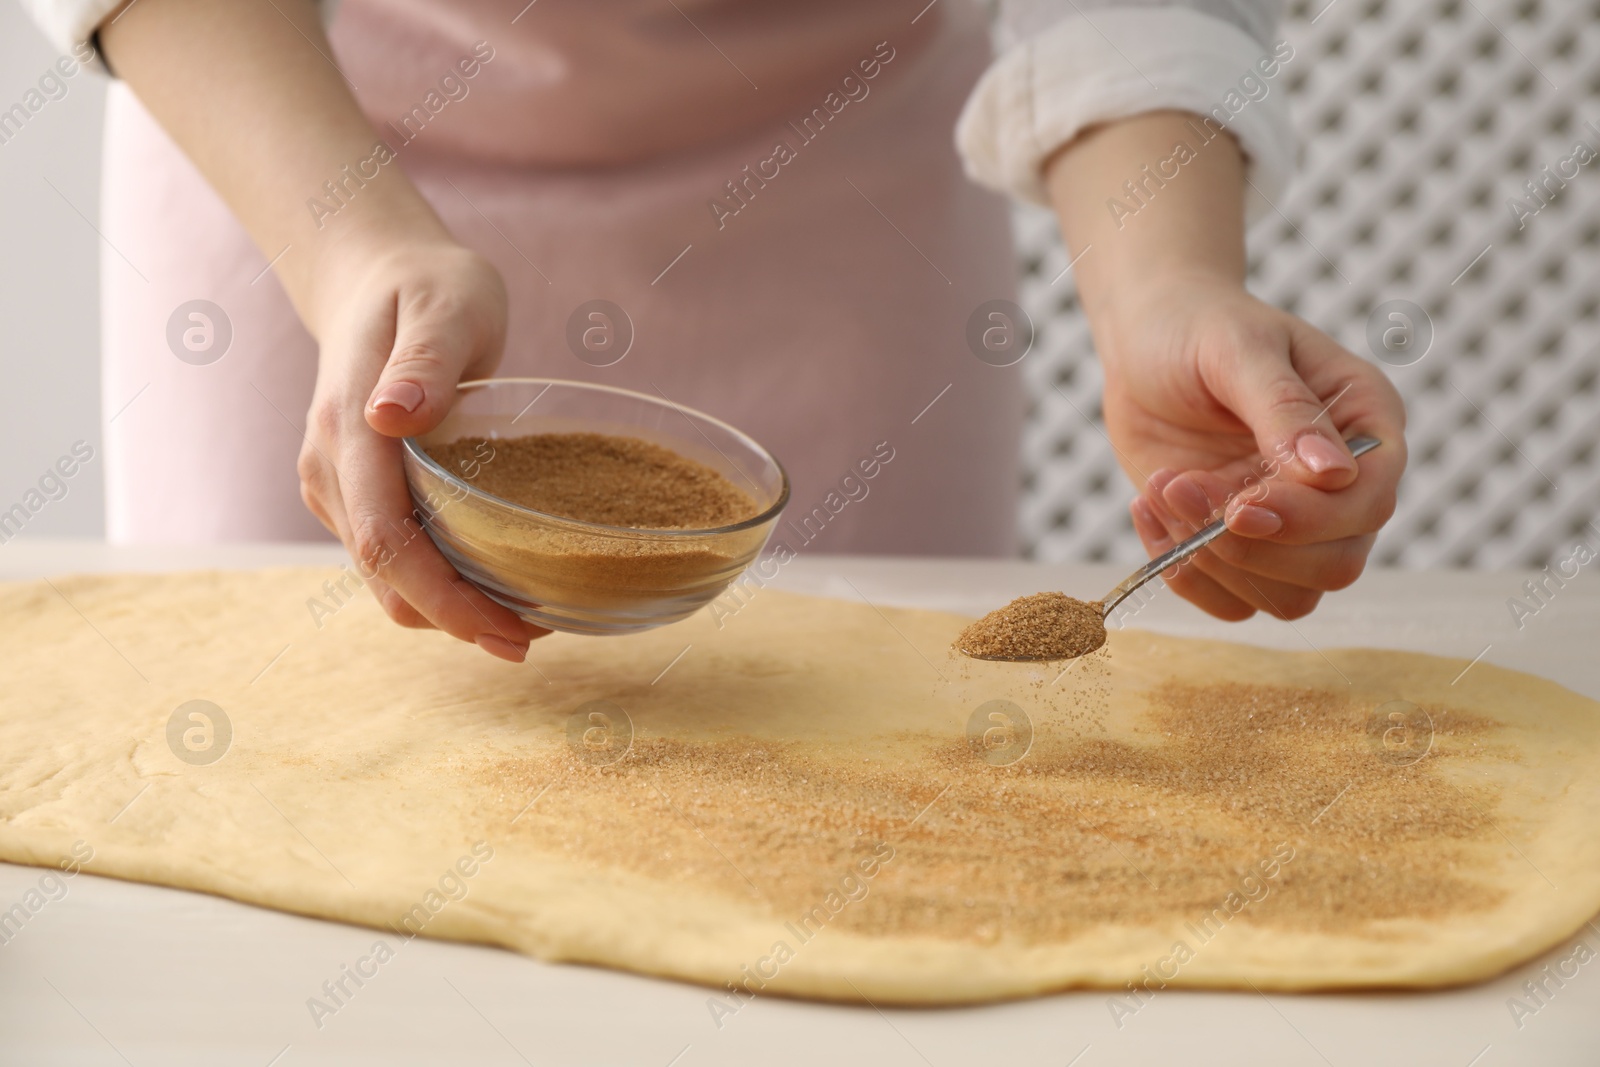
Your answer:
476;633;528;662
1146;468;1178;494
1295;432;1356;475
1162;476;1213;527
1227;501;1284;537
371;381;425;414
1130;497;1163;541
1138;500;1177;548
1143;489;1178;529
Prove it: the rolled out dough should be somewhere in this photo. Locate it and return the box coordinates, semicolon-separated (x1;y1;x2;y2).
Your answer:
2;567;1598;1005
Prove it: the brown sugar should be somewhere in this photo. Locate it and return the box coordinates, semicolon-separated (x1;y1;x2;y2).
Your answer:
419;432;771;609
955;592;1107;661
481;681;1505;948
424;432;759;529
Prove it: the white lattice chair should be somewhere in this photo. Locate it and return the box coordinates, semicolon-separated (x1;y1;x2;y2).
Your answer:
1015;0;1600;569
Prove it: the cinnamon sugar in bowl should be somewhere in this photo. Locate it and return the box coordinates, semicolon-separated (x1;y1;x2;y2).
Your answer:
402;379;789;636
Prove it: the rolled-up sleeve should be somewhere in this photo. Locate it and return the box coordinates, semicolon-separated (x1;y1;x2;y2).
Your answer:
956;0;1295;221
16;0;126;67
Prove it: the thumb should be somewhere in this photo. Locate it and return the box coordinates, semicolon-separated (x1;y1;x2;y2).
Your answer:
364;295;499;439
1207;338;1358;489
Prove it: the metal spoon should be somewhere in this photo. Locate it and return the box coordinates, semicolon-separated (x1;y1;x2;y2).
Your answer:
962;435;1382;662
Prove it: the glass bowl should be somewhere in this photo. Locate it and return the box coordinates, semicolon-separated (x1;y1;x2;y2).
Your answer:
401;378;789;636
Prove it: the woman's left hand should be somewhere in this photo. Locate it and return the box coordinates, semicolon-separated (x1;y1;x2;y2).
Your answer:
1095;271;1406;621
1046;110;1407;621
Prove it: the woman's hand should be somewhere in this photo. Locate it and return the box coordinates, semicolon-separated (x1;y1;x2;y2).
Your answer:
1046;110;1406;621
298;233;547;661
1096;271;1404;620
102;0;544;659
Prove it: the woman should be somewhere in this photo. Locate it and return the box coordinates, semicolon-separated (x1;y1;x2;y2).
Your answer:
21;0;1404;661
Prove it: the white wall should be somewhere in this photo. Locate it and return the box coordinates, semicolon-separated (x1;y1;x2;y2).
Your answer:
1014;0;1600;570
0;4;106;539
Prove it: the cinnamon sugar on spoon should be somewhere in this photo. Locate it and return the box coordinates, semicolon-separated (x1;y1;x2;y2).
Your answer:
955;592;1107;661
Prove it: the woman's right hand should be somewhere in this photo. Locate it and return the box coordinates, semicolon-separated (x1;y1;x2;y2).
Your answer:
297;232;548;662
100;0;546;660
101;2;550;659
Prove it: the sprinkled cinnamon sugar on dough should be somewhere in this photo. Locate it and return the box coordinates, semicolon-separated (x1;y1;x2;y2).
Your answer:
481;682;1504;944
956;592;1107;660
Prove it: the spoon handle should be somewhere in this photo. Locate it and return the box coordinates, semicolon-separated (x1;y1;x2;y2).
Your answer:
1100;435;1383;618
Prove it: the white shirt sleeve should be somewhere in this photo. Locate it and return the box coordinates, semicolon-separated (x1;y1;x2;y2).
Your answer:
14;0;342;72
956;0;1296;222
15;0;125;67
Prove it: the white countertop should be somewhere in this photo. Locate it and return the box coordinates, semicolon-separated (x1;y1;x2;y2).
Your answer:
1;540;1596;1066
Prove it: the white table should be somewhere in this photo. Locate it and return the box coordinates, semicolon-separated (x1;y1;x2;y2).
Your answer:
1;540;1596;1067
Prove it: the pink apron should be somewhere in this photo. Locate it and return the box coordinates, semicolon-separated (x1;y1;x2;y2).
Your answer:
101;0;1023;555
